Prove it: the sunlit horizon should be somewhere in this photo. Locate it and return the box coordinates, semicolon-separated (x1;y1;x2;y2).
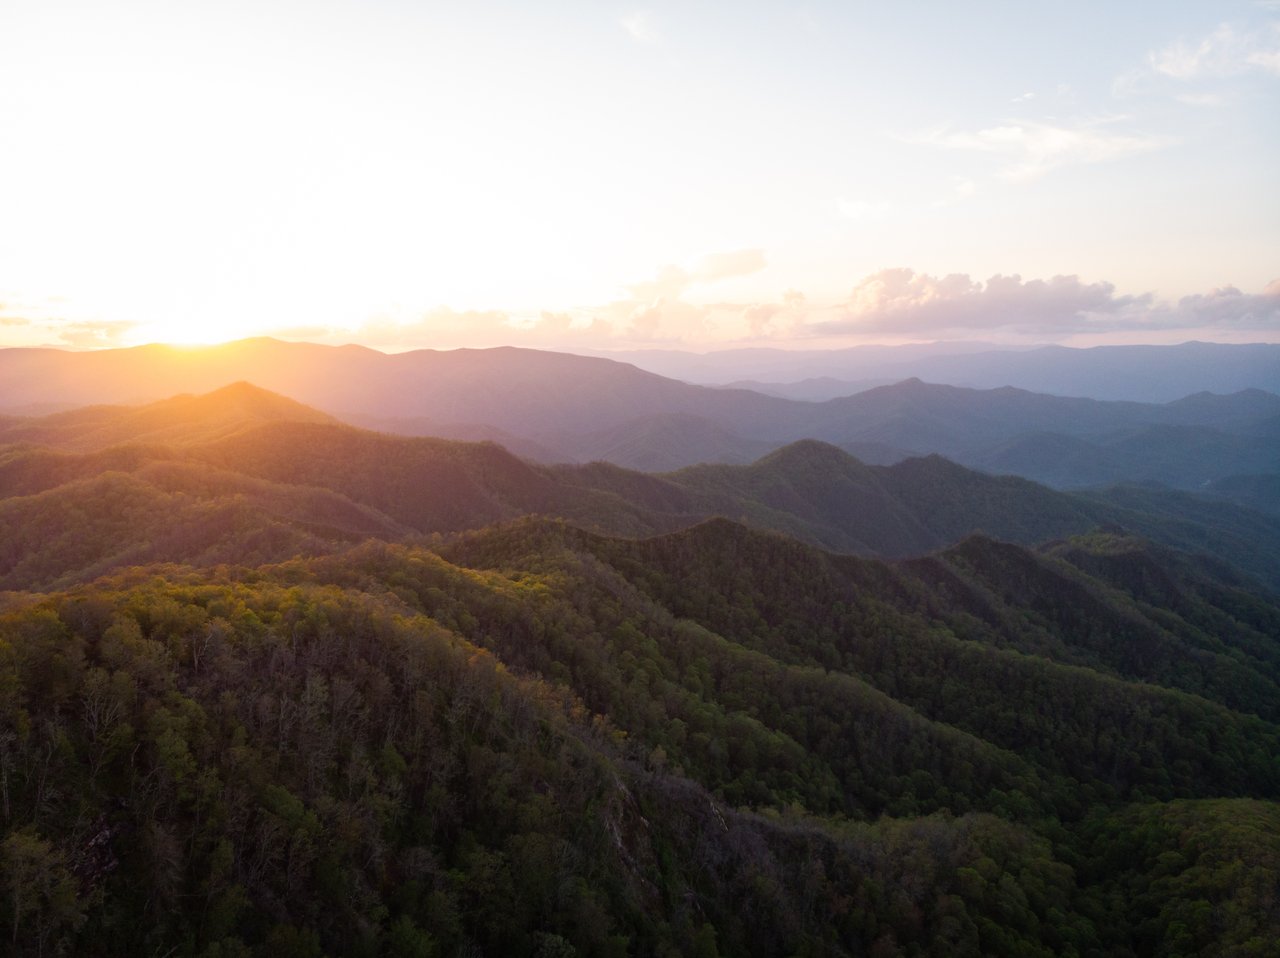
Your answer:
1;1;1277;353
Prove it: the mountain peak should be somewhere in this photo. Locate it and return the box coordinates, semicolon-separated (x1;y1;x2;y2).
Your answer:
0;382;337;452
134;382;337;432
756;438;865;471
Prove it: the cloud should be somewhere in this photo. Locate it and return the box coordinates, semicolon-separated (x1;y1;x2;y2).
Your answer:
623;249;766;302
809;269;1280;339
1162;281;1280;328
740;289;808;339
1011;92;1036;103
247;264;1279;353
915;118;1175;180
0;301;31;326
348;307;515;350
607;250;766;341
623;297;710;342
1249;37;1280;74
54;320;138;349
536;310;573;334
625;265;691;303
813;269;1143;336
1149;22;1280;79
622;11;658;42
741;303;783;337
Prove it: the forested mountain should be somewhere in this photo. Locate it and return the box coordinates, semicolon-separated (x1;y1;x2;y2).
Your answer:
2;516;1278;956
3;380;1280;955
4;385;1280;591
0;382;336;451
1204;474;1280;515
2;341;1277;492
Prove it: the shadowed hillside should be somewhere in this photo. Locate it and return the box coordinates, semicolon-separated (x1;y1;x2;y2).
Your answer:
2;341;1277;492
4;385;1280;592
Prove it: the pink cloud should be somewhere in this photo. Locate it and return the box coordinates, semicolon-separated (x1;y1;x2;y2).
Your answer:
808;269;1280;339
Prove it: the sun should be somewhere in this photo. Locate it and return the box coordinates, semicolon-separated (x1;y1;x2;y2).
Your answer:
124;316;265;348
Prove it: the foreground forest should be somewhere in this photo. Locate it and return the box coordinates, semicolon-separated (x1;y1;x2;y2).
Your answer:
1;384;1279;956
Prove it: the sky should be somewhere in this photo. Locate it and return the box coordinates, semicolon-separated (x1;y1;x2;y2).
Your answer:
0;0;1277;352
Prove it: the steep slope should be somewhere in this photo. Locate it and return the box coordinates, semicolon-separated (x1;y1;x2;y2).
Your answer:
969;423;1280;490
876;454;1106;547
1076;483;1280;588
0;541;1153;957
1204;473;1280;515
664;441;938;554
905;533;1280;720
1;505;1278;954
0;463;409;590
456;518;1280;801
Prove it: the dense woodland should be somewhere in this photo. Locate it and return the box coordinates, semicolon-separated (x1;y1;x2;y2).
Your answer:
1;384;1278;956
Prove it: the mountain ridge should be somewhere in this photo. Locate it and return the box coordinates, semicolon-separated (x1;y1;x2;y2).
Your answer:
4;385;1280;592
3;343;1277;493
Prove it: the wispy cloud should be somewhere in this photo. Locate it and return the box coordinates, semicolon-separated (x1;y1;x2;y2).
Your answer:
913;118;1175;180
1149;21;1280;79
54;320;139;349
624;249;766;302
1115;21;1279;101
0;301;28;327
622;11;659;43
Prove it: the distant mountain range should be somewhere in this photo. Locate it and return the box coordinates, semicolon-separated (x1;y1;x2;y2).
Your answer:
2;339;1277;498
4;382;1280;592
590;340;1280;402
